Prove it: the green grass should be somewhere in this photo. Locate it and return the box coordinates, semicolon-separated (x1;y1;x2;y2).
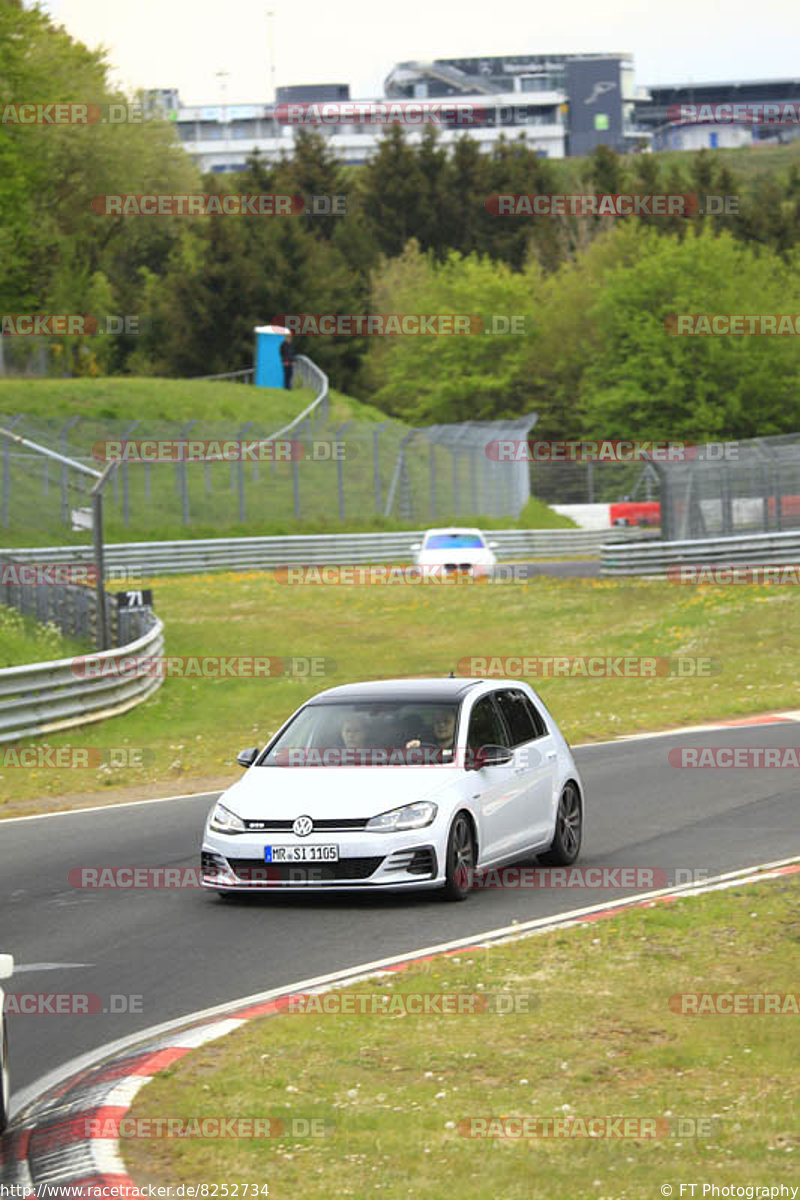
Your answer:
0;377;387;425
122;874;800;1199
0;603;86;669
516;496;577;529
1;572;797;818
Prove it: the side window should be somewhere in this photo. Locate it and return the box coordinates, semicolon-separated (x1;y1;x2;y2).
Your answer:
495;689;538;746
467;696;509;752
522;694;548;738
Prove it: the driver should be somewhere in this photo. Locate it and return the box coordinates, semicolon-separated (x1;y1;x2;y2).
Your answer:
405;709;457;759
431;709;456;750
340;715;369;749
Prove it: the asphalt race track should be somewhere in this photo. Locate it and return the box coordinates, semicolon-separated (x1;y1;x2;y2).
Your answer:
3;719;799;1117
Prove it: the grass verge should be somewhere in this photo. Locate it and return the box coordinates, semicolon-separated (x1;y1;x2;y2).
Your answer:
0;603;86;669
0;378;386;425
123;874;800;1199
0;573;797;818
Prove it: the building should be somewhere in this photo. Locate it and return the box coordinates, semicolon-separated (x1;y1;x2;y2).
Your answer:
161;52;647;171
635;77;800;149
160;60;800;173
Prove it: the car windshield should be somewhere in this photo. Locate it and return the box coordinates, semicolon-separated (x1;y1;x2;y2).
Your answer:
424;533;485;549
259;701;461;766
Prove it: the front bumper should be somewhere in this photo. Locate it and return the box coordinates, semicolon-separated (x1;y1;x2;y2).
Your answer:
201;829;442;892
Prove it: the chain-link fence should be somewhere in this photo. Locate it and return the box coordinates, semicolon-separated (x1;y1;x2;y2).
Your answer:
0;410;537;545
528;459;660;507
649;435;800;540
0;335;53;377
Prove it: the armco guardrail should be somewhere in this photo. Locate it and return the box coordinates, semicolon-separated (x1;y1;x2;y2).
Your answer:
602;529;800;577
0;613;164;744
0;528;652;576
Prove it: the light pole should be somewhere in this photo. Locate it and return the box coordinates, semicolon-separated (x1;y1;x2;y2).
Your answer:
266;11;276;102
215;69;231;160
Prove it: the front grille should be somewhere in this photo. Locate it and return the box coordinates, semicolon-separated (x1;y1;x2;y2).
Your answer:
226;856;383;883
242;818;368;832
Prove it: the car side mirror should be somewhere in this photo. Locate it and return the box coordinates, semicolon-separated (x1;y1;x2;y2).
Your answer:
466;744;512;770
410;543;422;551
0;954;14;980
488;541;499;549
237;747;260;768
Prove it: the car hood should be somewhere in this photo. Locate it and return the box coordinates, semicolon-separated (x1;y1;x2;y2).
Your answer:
417;548;494;564
218;764;459;821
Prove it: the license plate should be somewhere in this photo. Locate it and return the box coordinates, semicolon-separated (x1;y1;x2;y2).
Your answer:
265;845;339;863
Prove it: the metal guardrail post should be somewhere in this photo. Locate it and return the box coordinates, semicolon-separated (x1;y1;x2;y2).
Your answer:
178;420;196;525
120;419;140;527
429;444;437;521
334;421;352;522
236;422;253;522
384;431;417;519
59;415;81;525
371;422;392;514
92;461;118;652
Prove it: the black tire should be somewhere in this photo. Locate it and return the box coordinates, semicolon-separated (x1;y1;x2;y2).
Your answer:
442;812;476;901
0;1016;9;1135
539;783;582;866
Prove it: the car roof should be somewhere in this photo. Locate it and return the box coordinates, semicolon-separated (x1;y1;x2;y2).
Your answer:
422;527;484;536
307;677;486;705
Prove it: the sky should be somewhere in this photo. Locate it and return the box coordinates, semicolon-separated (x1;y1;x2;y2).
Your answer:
34;0;800;106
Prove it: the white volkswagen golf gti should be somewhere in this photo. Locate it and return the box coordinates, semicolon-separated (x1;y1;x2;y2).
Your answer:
201;678;584;901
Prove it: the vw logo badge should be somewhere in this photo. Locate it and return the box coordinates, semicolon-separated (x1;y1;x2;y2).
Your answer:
293;815;313;837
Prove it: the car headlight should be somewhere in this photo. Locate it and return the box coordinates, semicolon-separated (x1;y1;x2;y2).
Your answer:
366;801;438;832
208;802;245;834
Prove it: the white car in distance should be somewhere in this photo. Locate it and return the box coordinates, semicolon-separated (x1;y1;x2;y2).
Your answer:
0;953;13;1133
411;528;498;576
